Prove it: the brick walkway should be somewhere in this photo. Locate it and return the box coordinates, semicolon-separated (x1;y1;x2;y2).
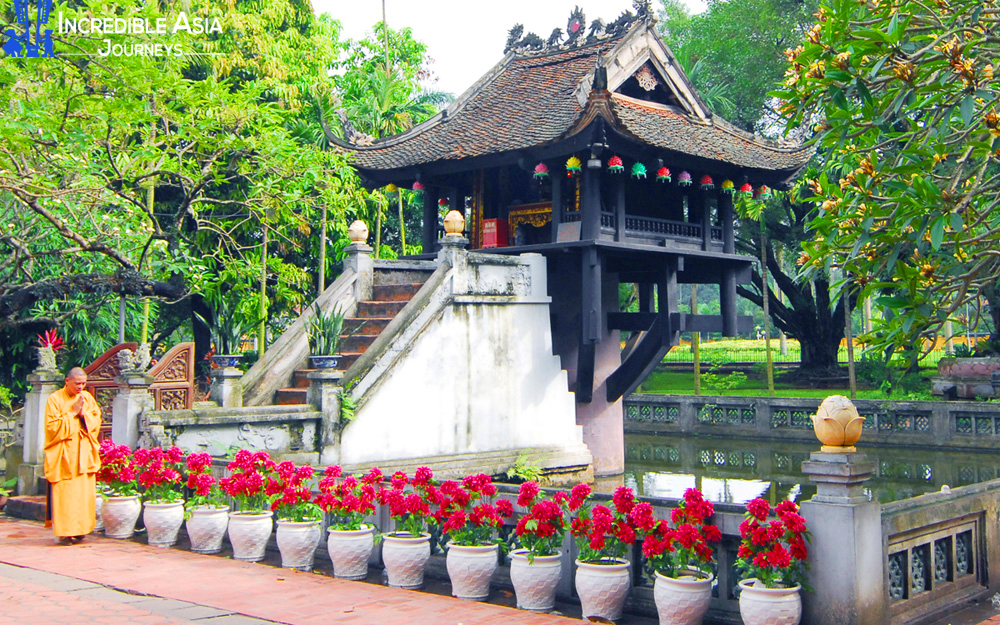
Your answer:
0;516;575;625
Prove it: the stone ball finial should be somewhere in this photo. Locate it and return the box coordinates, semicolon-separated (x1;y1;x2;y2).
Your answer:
811;395;865;452
348;220;369;244
443;209;466;237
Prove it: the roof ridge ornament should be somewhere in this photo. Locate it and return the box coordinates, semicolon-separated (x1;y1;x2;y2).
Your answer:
502;6;645;56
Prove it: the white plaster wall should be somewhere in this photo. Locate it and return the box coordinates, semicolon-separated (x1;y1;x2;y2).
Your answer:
339;256;581;466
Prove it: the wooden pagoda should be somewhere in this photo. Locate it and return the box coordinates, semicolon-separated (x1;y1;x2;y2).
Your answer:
336;7;813;475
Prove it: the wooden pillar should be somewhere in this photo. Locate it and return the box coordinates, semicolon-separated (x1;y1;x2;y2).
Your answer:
550;172;562;243
701;189;712;251
421;185;437;253
719;192;737;336
581;162;601;241
614;173;626;242
639;283;654;313
658;257;679;347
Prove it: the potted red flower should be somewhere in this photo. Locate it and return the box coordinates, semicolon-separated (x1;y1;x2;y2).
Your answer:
640;488;721;625
509;481;569;611
736;498;810;625
268;461;322;570
97;440;141;539
317;465;381;580
134;446;185;547
219;449;277;562
184;452;229;554
569;484;639;622
377;467;437;589
435;473;513;601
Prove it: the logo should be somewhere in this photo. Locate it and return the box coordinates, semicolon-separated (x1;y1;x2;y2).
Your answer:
3;0;55;57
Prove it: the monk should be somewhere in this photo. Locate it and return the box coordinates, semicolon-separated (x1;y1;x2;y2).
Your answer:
44;367;101;544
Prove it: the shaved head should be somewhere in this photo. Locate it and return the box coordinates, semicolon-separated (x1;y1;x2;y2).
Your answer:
64;367;88;397
67;367;86;380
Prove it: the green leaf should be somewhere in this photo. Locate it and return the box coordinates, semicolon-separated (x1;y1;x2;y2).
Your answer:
877;296;910;308
830;86;849;110
961;95;976;126
930;218;945;250
949;213;963;232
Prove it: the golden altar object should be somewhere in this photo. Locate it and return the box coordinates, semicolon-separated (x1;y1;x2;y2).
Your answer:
507;202;552;240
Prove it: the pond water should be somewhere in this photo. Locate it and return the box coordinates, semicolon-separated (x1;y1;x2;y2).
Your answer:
623;433;1000;504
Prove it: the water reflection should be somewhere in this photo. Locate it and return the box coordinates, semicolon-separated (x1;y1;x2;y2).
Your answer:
625;434;1000;504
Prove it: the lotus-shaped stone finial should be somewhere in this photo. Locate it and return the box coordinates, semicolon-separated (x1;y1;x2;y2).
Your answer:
811;395;865;452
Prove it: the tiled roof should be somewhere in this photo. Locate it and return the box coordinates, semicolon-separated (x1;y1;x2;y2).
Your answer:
611;95;813;172
345;33;812;176
346;42;613;171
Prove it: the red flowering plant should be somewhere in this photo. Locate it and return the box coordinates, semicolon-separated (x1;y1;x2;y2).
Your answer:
97;440;139;497
184;452;227;511
267;461;322;523
316;466;381;531
37;329;65;351
434;473;513;548
569;484;639;564
377;467;437;537
640;488;721;580
512;480;569;561
219;449;277;513
736;498;810;589
133;446;184;503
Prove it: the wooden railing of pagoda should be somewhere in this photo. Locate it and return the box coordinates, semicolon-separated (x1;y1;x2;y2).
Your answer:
84;342;196;440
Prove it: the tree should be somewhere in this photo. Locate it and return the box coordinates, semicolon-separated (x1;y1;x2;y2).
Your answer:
0;0;362;391
775;0;1000;358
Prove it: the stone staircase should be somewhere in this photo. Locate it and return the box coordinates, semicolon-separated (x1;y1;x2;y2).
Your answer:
273;279;426;405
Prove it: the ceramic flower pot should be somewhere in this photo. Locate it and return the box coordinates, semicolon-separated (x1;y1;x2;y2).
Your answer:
186;506;229;554
143;500;185;547
327;524;376;580
509;549;562;611
276;520;321;570
738;579;802;625
654;569;714;625
210;354;242;368
381;532;431;590
309;355;340;369
94;494;104;532
102;495;141;539
446;543;499;601
227;511;273;562
575;558;631;622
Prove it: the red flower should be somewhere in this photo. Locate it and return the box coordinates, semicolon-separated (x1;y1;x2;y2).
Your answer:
569;483;592;511
413;466;433;487
703;524;722;543
746;497;771;521
627;502;656;531
325;465;343;478
611;486;635;515
442;510;467;533
775;500;798;517
783;512;807;534
517;481;540;507
496;499;513;518
588;532;606;551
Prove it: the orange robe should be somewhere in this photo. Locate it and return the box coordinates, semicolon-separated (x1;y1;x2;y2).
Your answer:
44;388;101;537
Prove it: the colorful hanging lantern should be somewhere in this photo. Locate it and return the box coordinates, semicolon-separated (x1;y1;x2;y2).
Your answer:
412;181;425;192
739;183;754;198
678;171;692;187
656;167;671;183
608;155;624;174
566;156;582;177
385;183;398;194
533;162;549;180
438;197;449;210
631;162;647;178
721;179;735;195
758;184;773;200
700;175;714;190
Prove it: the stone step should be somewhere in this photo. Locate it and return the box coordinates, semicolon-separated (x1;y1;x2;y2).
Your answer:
337;353;362;370
274;388;308;405
357;300;407;317
344;317;392;335
338;334;377;354
292;369;313;389
372;283;423;302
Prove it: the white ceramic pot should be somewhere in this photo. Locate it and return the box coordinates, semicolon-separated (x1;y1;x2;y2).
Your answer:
227;511;273;562
186;506;229;554
575;559;631;622
381;532;431;590
446;543;499;601
94;494;104;532
654;570;714;625
327;525;376;580
510;549;562;611
738;579;802;625
101;495;141;539
276;520;321;570
143;501;185;547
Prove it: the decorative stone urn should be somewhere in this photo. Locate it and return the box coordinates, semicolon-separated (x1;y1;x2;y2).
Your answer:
575;558;631;622
143;501;185;547
446;543;498;601
348;219;369;244
509;549;562;611
810;395;865;452
327;524;376;580
443;209;466;237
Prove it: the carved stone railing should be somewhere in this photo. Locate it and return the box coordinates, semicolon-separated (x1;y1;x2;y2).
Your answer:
624;393;1000;451
881;480;1000;624
625;215;702;239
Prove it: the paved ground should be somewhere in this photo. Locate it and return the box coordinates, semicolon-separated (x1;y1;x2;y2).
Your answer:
0;516;577;625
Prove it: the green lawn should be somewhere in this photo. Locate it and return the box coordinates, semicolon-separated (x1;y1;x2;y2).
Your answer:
637;369;898;399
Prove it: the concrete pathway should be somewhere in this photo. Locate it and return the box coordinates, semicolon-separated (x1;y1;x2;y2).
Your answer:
0;516;575;625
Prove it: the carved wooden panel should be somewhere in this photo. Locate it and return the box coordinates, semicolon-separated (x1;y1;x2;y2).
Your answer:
84;343;138;442
149;342;195;411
